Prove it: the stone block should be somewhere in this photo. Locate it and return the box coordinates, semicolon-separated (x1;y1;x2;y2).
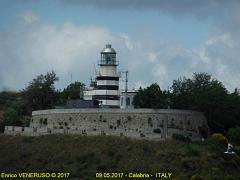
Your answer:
5;126;13;131
51;128;65;134
67;129;82;134
37;128;48;134
23;127;34;132
14;126;23;132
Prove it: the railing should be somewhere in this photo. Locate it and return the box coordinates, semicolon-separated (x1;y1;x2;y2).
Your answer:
98;60;119;66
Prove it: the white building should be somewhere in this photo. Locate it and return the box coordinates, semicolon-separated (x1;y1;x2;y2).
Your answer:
120;90;137;109
84;44;120;108
83;44;138;109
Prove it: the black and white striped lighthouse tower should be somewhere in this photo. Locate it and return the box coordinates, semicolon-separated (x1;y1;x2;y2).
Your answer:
92;44;120;108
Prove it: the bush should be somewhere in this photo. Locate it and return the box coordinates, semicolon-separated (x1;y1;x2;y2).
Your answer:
209;133;228;151
190;175;204;180
3;108;20;126
235;146;240;155
185;145;200;156
211;133;228;146
181;157;194;170
228;127;240;145
172;134;190;142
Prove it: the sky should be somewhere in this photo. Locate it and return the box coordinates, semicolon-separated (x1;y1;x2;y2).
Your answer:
0;0;240;92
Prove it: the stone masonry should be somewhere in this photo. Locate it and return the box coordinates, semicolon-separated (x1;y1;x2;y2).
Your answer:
4;109;209;140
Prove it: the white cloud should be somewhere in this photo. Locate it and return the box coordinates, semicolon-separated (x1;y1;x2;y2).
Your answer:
206;33;236;48
152;64;167;87
0;14;126;90
120;33;134;51
146;52;158;63
1;11;240;92
18;10;40;24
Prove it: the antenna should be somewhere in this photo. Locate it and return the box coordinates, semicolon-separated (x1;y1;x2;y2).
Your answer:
93;63;96;75
120;70;128;109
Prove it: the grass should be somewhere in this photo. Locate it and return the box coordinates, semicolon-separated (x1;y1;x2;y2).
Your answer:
0;134;239;180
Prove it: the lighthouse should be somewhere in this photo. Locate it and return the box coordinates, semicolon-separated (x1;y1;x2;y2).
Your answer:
91;44;120;108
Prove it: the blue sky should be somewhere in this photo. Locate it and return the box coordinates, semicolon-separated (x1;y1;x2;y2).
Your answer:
0;0;240;91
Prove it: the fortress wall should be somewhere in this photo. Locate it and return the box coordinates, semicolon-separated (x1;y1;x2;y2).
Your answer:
20;109;209;140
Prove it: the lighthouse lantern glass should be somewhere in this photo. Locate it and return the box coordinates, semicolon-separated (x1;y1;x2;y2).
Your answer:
100;53;116;65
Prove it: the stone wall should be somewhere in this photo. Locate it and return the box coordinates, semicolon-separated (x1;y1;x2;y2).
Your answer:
4;109;209;140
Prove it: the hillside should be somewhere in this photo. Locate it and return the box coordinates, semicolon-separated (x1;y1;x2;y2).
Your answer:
0;134;239;180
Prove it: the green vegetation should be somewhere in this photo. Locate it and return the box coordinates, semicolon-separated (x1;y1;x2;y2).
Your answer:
21;71;59;113
133;73;240;133
0;134;239;180
1;71;240;135
208;133;229;153
0;71;85;132
60;81;85;102
0;91;30;132
172;134;191;142
227;127;240;145
133;83;169;108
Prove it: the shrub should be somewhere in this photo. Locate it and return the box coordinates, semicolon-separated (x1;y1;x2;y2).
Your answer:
181;157;194;170
190;175;203;180
185;145;200;156
172;134;190;142
211;133;228;146
208;133;228;151
107;149;114;157
4;108;21;126
234;145;240;155
228;127;240;145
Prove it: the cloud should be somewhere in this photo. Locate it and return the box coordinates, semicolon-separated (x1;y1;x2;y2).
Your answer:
1;9;240;92
18;10;40;24
0;16;128;90
63;0;240;39
206;33;236;48
141;32;240;91
120;34;134;51
63;0;239;19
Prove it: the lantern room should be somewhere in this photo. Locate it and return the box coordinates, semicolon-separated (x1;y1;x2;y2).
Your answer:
99;44;118;66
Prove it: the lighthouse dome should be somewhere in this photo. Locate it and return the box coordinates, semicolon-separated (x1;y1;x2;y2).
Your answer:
101;44;116;53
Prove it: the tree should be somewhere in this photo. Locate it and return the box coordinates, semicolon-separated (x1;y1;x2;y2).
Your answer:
0;91;27;132
61;81;85;102
3;107;22;126
22;71;59;113
132;83;169;108
170;72;240;133
228;126;240;145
